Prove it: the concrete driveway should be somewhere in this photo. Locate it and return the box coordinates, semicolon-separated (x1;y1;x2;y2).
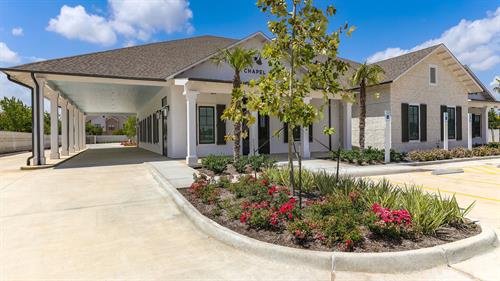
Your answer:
0;145;327;280
0;145;495;280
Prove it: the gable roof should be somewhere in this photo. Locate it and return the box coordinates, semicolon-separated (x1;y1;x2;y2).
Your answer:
4;35;238;81
369;45;441;83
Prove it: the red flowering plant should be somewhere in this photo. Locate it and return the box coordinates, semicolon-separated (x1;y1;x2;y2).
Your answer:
190;174;220;204
368;203;412;238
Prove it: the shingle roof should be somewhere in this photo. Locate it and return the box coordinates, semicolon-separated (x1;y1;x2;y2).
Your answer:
7;35;238;81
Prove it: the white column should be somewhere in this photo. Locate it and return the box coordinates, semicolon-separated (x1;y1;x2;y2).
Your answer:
384;110;392;163
443;111;449;150
33;77;46;165
82;113;86;149
68;104;75;153
301;97;312;159
184;89;199;166
79;111;84;150
73;107;79;151
342;101;352;150
49;91;60;159
60;99;69;156
467;113;472;150
482;106;489;144
249;111;259;156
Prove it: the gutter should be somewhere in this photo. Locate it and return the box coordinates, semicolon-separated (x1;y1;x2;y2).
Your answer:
6;74;35;166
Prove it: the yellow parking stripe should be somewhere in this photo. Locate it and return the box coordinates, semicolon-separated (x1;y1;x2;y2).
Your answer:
463;167;498;175
439;175;500;186
477;166;500;172
389;180;500;203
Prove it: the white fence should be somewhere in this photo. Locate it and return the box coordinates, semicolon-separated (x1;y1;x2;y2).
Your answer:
0;131;60;154
86;135;133;144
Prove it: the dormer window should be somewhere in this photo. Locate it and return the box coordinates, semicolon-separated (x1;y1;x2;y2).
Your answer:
429;65;437;85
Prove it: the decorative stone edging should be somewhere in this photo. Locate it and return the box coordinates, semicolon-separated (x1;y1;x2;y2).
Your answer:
148;164;498;273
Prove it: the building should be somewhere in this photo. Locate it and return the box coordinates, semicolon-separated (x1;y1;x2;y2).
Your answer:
1;32;498;166
86;115;129;135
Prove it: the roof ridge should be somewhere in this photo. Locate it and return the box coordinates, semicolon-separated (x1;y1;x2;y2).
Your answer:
369;43;442;65
12;35;238;69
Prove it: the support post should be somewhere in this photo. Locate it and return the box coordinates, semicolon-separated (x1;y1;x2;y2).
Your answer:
342;101;352;150
68;104;75;153
184;89;199;166
49;91;60;159
443;111;449;150
79;111;84;150
73;107;79;151
60;99;69;156
82;113;86;149
33;76;46;165
467;113;472;150
384;110;391;163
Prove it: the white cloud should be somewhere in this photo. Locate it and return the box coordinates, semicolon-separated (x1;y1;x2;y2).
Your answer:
0;42;20;64
47;5;117;46
46;0;194;46
367;7;500;71
11;27;23;36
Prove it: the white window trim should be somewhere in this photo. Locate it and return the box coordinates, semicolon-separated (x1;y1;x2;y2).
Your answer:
429;64;438;86
446;105;457;140
408;103;421;143
197;104;217;145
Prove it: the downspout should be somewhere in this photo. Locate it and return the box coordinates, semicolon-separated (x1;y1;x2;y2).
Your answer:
6;73;35;166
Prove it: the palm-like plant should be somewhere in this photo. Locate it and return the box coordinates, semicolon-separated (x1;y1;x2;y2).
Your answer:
212;47;257;162
351;63;385;150
494;78;500;93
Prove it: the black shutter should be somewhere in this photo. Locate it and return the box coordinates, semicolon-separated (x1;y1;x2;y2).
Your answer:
456;106;462;140
420;104;427;142
401;103;409;142
283;123;288;143
309;124;313;142
216;104;226;145
440;105;447;141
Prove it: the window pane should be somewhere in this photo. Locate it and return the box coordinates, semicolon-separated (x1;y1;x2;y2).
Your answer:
408;105;419;140
472;114;481;138
199;107;215;144
430;67;436;84
447;108;455;139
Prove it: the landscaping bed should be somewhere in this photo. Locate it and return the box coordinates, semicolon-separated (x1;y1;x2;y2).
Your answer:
180;169;480;253
330;147;406;165
407;143;500;162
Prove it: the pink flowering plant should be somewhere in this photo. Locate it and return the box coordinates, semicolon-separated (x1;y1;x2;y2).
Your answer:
369;203;412;238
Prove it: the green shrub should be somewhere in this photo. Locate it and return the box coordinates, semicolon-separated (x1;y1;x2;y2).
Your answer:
201;155;232;174
331;147;405;164
263;167;316;193
407;149;453;162
450;147;473;158
228;175;271;202
233;155;276;173
472;146;500;157
487;142;500;149
189;176;220;204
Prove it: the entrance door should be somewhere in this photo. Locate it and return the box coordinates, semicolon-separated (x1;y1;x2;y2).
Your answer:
258;113;270;154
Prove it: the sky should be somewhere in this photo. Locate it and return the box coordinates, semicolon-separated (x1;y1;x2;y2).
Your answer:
1;0;499;106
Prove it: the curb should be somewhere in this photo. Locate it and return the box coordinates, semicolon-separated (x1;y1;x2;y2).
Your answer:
20;148;87;170
402;155;500;166
148;163;498;273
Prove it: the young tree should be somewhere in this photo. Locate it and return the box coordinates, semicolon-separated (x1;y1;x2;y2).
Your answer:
351;63;385;150
250;0;352;198
0;97;32;132
123;116;137;139
212;47;258;162
493;78;499;93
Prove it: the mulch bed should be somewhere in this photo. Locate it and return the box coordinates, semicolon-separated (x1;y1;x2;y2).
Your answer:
179;187;480;253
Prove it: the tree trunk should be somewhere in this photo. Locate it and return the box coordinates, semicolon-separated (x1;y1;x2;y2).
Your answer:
288;2;297;196
359;79;366;150
233;72;242;162
288;123;295;195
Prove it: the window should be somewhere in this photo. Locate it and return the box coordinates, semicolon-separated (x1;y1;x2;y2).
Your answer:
107;124;115;131
447;107;456;139
429;65;437;85
284;123;313;142
408;105;420;141
198;106;215;144
472;114;481;138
